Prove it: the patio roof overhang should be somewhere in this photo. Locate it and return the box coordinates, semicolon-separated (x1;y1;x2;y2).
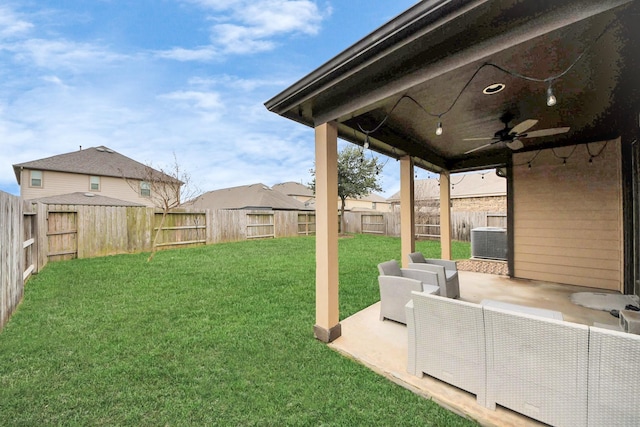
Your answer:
265;0;640;173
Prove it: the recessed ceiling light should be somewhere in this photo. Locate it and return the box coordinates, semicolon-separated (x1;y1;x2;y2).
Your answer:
483;83;506;95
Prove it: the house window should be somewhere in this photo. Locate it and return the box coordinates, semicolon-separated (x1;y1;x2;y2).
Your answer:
90;176;101;191
30;170;43;188
140;181;151;197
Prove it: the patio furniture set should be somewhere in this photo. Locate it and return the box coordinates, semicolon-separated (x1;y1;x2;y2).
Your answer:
378;253;640;427
377;253;459;324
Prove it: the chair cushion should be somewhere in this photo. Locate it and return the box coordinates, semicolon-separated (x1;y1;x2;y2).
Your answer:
378;260;402;277
408;252;427;263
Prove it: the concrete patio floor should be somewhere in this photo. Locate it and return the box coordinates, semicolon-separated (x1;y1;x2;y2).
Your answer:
328;270;622;427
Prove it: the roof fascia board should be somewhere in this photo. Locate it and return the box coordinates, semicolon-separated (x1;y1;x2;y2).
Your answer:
313;0;632;126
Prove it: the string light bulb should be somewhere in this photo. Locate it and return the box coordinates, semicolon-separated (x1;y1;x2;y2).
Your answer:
435;121;443;136
364;135;370;150
546;85;557;107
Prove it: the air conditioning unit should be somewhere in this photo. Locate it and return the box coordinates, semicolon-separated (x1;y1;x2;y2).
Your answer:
471;227;507;260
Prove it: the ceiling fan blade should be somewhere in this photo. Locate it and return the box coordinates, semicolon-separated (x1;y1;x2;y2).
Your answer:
462;137;494;141
521;127;570;138
506;139;524;150
464;141;496;154
510;119;538;135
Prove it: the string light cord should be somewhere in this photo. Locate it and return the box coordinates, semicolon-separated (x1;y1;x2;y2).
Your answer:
450;174;466;186
514;150;542;167
485;17;618;84
357;64;486;135
355;16;619;137
586;140;609;159
354;128;391;173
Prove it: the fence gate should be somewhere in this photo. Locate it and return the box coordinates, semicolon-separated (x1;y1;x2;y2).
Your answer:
246;213;275;239
47;211;78;261
361;214;385;234
297;213;316;235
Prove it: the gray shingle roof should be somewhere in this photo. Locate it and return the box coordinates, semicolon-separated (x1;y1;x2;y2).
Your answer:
26;192;145;207
188;183;312;211
13;146;181;184
272;181;314;197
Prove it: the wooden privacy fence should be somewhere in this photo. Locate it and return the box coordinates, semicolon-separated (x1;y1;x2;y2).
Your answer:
25;205;317;263
343;211;505;241
0;192;39;331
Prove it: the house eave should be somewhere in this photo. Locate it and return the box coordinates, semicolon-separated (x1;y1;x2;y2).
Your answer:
264;0;479;117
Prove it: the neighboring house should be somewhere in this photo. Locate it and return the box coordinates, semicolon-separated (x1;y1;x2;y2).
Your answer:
343;193;392;212
186;183;311;211
12;146;181;208
388;170;506;214
272;181;392;212
272;181;315;205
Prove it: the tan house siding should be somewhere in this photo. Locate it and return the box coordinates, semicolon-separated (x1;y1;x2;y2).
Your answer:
20;169;156;207
343;198;392;212
513;139;622;291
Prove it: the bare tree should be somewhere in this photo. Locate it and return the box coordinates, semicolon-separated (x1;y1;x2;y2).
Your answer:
122;153;199;261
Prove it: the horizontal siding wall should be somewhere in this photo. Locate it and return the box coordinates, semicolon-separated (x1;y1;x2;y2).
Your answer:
513;139;622;290
20;170;159;207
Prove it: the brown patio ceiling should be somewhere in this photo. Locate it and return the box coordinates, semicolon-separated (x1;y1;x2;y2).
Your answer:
265;0;640;173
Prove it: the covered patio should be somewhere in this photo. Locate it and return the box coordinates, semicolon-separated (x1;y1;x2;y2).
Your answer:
330;270;622;426
266;0;640;425
265;0;640;342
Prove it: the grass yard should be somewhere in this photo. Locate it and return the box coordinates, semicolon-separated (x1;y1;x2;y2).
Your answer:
0;234;475;426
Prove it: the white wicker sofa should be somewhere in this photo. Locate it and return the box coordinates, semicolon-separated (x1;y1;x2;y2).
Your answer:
483;305;589;427
406;292;640;427
588;327;640;426
406;292;487;407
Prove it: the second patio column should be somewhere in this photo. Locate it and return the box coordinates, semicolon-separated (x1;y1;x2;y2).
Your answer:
440;171;452;260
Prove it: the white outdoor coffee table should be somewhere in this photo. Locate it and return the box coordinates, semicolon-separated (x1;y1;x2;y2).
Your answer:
481;299;563;320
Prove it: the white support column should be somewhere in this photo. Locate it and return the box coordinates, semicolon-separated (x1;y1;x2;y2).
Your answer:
400;156;415;268
440;171;452;260
313;122;341;343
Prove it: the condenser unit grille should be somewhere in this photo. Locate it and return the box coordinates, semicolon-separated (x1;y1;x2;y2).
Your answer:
471;227;507;260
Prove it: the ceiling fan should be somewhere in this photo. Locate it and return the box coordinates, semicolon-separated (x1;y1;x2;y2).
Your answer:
463;113;570;154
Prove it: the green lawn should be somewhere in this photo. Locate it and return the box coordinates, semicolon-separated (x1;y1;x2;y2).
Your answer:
0;234;475;426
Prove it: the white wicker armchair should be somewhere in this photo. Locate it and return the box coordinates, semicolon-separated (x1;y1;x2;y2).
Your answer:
407;252;460;299
377;260;439;324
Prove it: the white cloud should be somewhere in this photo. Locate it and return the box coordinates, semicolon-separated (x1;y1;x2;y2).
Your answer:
0;6;33;39
156;46;218;62
11;38;128;71
41;75;68;88
160;90;225;111
188;74;289;92
159;0;330;60
235;0;324;36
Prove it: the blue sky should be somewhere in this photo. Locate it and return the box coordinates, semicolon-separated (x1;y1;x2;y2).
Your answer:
0;0;426;197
